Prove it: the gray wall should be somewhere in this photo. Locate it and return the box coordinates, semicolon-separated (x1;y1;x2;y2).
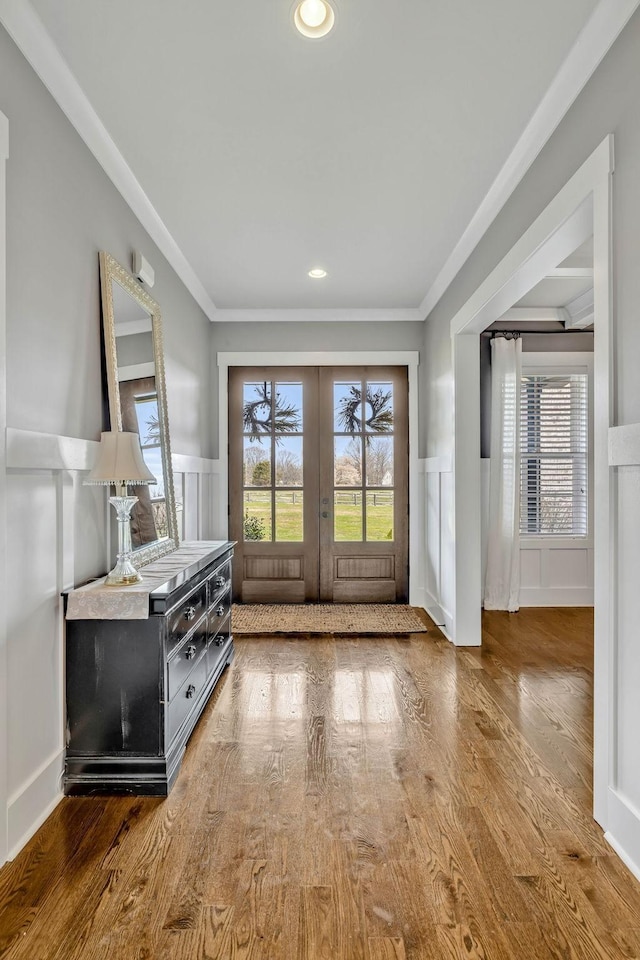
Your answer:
211;320;424;457
0;24;213;470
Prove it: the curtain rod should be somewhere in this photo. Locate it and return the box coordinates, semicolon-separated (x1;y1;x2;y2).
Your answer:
488;329;593;337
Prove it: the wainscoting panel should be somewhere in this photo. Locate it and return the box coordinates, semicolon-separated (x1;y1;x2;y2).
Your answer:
172;454;223;543
5;472;61;803
423;456;453;636
606;428;640;881
519;544;594;606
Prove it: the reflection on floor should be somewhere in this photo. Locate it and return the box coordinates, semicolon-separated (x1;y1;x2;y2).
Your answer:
2;606;640;959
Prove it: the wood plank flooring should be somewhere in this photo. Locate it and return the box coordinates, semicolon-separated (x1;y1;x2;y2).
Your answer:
2;608;640;958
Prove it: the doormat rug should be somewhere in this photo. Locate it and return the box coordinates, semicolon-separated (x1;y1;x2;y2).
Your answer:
232;604;428;635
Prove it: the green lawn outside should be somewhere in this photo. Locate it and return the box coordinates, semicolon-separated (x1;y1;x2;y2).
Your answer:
243;491;393;542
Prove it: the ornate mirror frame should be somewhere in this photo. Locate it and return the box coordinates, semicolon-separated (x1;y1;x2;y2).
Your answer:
99;251;179;565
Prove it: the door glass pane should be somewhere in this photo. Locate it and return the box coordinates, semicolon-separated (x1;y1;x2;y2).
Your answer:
365;382;394;433
243;491;272;541
334;382;363;433
334;491;363;542
244;437;271;486
367;491;394;541
276;436;303;486
365;437;394;487
274;383;303;434
243;382;272;436
334;436;362;486
275;491;304;542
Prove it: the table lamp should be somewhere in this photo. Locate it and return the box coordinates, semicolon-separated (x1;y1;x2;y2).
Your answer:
85;431;157;585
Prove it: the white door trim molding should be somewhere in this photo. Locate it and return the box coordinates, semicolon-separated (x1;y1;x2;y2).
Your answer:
0;109;8;867
449;136;613;829
217;351;422;605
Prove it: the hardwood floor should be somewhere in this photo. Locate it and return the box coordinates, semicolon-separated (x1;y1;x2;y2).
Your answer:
2;608;640;958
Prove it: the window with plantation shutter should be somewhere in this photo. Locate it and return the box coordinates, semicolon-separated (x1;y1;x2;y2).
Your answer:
520;373;588;536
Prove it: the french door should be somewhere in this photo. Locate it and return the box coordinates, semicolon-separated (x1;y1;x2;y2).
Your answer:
229;366;408;603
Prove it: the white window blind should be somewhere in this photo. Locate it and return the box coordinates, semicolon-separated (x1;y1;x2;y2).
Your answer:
520;374;588;536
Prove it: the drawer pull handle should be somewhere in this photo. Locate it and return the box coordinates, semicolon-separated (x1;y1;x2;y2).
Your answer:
184;605;197;621
215;635;226;646
214;576;226;588
185;644;197;660
216;606;226;617
186;684;196;699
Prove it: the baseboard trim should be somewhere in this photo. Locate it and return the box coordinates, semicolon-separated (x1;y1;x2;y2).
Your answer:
605;830;640;883
519;588;594;606
423;590;445;626
7;748;63;860
604;788;640;883
423;591;454;641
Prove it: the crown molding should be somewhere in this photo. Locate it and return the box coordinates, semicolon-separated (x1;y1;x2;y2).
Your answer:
419;0;640;320
212;307;423;323
0;0;218;321
565;286;595;329
497;307;568;324
547;266;594;280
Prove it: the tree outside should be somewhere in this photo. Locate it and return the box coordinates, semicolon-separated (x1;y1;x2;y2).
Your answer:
251;460;271;486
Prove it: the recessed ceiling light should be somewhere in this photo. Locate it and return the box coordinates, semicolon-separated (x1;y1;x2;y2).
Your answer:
294;0;336;39
308;268;327;279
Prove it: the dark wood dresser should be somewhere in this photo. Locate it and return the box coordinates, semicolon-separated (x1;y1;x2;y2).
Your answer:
64;541;234;796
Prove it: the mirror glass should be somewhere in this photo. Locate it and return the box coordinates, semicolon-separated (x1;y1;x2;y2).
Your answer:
100;252;179;565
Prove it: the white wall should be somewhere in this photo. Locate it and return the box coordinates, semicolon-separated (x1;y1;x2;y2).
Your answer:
424;8;640;877
0;27;216;864
0;109;8;868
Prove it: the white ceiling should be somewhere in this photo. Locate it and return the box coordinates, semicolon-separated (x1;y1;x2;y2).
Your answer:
25;0;604;312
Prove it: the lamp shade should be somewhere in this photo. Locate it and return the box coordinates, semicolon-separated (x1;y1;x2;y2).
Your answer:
85;431;157;485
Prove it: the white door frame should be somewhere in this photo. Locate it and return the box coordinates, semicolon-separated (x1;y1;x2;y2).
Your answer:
0;110;9;867
217;351;421;604
449;136;613;826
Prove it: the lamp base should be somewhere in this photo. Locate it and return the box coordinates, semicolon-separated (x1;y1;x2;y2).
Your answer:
106;494;142;587
105;558;143;586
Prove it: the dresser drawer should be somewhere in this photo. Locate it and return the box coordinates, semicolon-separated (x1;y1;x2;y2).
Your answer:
167;632;207;701
207;617;232;675
208;587;231;640
167;654;208;745
208;558;232;604
167;582;208;643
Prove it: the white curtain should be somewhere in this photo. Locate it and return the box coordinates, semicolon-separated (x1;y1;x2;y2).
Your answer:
484;336;522;612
